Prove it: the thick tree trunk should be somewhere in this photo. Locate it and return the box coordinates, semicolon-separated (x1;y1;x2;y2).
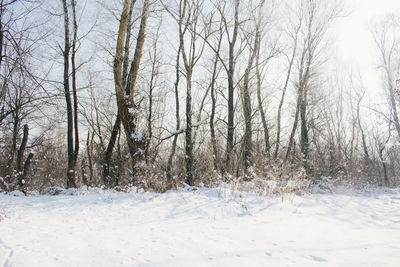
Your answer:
114;0;150;182
16;124;33;194
62;0;77;188
16;124;29;173
19;152;33;195
103;1;135;185
71;0;79;165
103;115;120;185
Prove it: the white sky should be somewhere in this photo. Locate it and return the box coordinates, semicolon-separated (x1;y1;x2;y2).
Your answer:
333;0;400;102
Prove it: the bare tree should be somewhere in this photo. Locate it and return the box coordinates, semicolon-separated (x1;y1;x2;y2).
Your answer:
178;0;206;185
61;0;80;188
113;0;150;180
274;21;301;159
285;0;341;174
103;0;135;184
0;0;45;191
372;15;400;140
353;80;370;160
240;0;266;170
145;23;162;164
222;0;239;172
208;19;223;172
166;44;182;185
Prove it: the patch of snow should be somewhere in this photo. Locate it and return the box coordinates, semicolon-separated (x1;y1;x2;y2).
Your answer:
131;131;143;141
134;160;146;169
7;191;25;197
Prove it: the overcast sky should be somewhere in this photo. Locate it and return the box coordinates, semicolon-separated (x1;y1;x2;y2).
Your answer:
333;0;400;102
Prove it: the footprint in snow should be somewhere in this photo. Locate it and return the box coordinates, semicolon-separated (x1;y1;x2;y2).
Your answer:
265;252;272;256
310;255;327;262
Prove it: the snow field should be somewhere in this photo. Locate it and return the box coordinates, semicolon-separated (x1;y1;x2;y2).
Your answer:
1;187;400;266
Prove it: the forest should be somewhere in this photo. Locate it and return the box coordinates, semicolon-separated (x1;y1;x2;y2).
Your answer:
1;0;400;195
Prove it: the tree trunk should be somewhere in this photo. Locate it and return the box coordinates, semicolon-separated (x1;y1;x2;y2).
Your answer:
256;55;270;155
379;145;389;186
103;115;120;185
19;153;33;195
16;124;29;173
225;0;239;173
210;47;220;172
113;0;150;182
356;94;369;160
7;112;19;174
274;26;299;158
166;45;181;185
71;0;79;165
145;28;159;163
103;0;135;185
299;85;309;170
285;92;301;161
185;70;193;185
16;124;33;194
87;131;94;186
62;0;77;188
242;26;260;170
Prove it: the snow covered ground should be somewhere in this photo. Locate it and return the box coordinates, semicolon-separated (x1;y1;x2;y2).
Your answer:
1;186;400;267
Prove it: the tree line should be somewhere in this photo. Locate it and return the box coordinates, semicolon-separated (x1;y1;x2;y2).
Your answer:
1;0;400;194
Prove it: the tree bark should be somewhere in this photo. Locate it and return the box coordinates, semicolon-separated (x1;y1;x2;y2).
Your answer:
256;52;270;155
16;124;33;194
242;24;260;170
16;124;29;173
210;39;221;172
71;0;79;165
61;0;77;188
103;0;135;185
86;131;94;186
166;45;181;185
145;28;160;163
19;152;33;195
285;92;301;161
114;0;150;181
185;70;193;185
178;0;193;185
224;0;239;173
